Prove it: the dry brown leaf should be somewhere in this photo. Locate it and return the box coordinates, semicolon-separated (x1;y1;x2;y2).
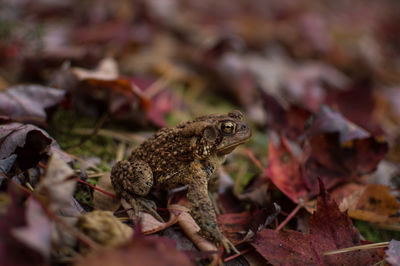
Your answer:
340;184;400;224
93;173;120;212
168;204;218;253
120;199;178;235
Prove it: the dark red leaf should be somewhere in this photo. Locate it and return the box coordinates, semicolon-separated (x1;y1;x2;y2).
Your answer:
251;188;382;265
75;235;193;266
303;106;388;196
218;205;280;244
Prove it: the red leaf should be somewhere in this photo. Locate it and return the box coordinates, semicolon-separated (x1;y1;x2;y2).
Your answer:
266;134;308;203
75;235;193;266
251;188;382;265
303;106;388;196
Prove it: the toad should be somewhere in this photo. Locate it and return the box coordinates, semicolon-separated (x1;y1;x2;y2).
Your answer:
111;110;251;253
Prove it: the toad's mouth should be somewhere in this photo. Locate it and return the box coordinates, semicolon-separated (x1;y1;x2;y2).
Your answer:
216;138;250;155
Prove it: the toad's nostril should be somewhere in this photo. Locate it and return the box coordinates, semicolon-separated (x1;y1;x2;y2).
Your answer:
241;124;248;130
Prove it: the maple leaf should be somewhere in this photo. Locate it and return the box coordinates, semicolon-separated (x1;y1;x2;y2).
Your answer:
303;105;389;196
251;184;383;265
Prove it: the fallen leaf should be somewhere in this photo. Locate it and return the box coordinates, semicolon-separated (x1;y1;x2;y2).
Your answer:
218;204;280;245
75;229;193;266
71;58;119;81
12;198;52;259
303;105;388;196
169;204;218;254
251;184;382;265
0;187;47;266
36;153;76;211
0;85;66;125
340;184;400;224
0;154;17;185
266;134;308;203
119;199;178;236
386;239;400;266
93;173;120;212
0;122;53;171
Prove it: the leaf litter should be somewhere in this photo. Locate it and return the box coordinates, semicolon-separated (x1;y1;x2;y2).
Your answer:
0;0;400;265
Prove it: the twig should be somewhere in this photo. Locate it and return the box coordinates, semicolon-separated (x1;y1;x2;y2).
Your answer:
224;248;251;262
244;148;265;172
74;128;146;143
275;202;303;231
116;141;126;161
66;112;109;150
76;178;117;199
323;242;389;255
57;149;102;173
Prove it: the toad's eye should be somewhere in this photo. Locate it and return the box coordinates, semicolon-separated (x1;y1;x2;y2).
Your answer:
220;121;236;135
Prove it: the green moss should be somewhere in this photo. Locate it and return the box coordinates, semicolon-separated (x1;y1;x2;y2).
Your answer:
354;220;400;242
49;109;117;163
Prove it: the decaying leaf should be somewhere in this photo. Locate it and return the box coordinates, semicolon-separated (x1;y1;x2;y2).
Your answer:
75;228;193;266
251;185;382;265
36;153;76;210
386;239;400;266
303;106;388;196
339;184;400;224
119;198;178;236
0;188;47;266
92;173;120;212
218;204;280;244
0;85;65;125
0;122;54;171
12;198;52;259
168;204;218;254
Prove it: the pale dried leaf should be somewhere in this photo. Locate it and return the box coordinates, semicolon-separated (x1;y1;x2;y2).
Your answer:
93;173;120;212
12;198;52;259
36;153;76;210
71;58;119;81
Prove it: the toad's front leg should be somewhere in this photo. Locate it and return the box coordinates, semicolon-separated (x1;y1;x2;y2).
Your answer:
186;167;239;254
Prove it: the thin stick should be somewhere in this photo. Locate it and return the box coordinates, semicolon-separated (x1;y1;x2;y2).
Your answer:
77;178;117;199
224;248;251;262
66;112;109;150
244;148;265;172
74;128;146;143
57;149;102;173
275;203;303;231
323;242;389;255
